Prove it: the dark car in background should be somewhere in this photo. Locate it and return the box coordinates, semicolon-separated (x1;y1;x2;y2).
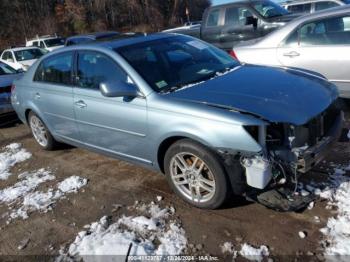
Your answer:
0;62;22;117
65;31;145;46
65;31;120;46
164;0;300;51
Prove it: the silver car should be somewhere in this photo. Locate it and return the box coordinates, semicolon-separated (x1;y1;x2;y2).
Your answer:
233;6;350;98
11;34;343;210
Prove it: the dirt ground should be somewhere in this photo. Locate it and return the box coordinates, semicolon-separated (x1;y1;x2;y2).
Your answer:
0;108;349;261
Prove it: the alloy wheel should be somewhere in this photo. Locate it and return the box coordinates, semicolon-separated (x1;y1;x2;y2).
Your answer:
30;115;48;147
170;152;216;203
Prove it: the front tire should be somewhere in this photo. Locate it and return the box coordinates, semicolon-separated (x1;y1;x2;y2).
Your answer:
28;112;58;151
164;139;229;209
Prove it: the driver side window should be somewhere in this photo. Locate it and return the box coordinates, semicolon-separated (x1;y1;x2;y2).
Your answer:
77;51;129;90
225;7;254;26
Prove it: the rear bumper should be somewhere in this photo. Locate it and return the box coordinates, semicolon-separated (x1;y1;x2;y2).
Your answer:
297;111;343;173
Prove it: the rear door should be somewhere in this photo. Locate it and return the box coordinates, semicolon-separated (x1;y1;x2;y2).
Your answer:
277;14;350;97
31;51;80;140
220;5;258;50
73;50;149;163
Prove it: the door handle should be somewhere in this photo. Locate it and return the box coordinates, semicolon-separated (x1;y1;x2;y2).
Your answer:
283;51;300;58
35;93;41;99
74;100;87;109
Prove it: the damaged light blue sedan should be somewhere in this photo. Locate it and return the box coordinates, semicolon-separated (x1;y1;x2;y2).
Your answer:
11;34;343;210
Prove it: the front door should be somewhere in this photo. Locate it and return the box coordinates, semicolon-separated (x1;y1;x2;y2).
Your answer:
201;8;224;49
220;6;258;50
277;14;350;97
73;51;150;163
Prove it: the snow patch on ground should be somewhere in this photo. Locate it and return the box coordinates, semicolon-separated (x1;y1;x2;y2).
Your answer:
0;169;55;203
57;176;88;193
0;144;88;222
318;163;350;259
240;244;270;261
9;176;88;220
220;242;269;261
60;202;187;260
0;143;32;180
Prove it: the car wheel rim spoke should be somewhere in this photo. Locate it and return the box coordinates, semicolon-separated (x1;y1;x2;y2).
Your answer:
30;116;48;147
170;152;216;203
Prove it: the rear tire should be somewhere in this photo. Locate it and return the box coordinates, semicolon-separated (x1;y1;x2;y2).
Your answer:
28;111;58;151
164;139;229;209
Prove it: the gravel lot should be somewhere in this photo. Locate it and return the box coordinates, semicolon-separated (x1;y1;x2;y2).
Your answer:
0;107;349;261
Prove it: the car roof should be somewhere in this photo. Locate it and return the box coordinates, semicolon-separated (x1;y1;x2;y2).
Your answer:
284;4;350;24
4;46;41;52
67;31;119;41
27;36;62;42
62;33;172;50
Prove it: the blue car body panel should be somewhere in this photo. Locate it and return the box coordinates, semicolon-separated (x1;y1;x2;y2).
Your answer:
11;33;340;172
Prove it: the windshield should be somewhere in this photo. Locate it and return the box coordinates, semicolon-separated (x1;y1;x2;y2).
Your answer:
253;1;289;18
116;36;239;93
0;63;17;75
14;48;46;62
44;38;65;47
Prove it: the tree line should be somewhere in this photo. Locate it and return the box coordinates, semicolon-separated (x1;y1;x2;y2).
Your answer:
0;0;211;49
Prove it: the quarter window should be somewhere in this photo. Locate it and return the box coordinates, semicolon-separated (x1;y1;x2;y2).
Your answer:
34;52;73;85
77;51;128;89
225;7;253;26
207;9;220;26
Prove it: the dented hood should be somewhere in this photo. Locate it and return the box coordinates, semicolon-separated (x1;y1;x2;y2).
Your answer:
166;65;338;125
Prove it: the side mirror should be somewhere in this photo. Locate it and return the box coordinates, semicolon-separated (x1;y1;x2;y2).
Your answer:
245;16;258;28
99;80;141;98
17;68;24;74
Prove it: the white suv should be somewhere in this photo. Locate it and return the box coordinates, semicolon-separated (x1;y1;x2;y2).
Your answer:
0;47;47;71
26;35;65;52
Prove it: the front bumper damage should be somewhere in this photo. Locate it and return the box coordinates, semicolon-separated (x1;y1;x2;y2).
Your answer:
242;105;344;212
297;111;343;173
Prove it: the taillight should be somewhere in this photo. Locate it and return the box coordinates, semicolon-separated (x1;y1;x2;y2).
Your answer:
229;50;238;60
11;84;16;93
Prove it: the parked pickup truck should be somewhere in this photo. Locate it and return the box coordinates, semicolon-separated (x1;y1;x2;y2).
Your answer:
164;0;300;51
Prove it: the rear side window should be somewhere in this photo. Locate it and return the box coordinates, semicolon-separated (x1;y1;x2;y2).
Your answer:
77;51;128;89
207;9;220;26
34;52;73;85
315;1;339;11
287;3;311;13
32;41;39;47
